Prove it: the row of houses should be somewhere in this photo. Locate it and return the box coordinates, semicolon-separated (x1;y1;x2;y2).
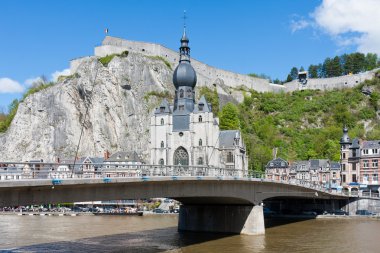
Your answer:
265;158;341;191
0;151;143;180
266;127;380;195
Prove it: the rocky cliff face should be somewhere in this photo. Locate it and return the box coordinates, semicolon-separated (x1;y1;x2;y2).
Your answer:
0;52;183;162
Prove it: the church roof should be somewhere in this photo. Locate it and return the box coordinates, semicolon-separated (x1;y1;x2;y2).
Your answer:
219;130;240;148
155;99;171;114
193;95;212;113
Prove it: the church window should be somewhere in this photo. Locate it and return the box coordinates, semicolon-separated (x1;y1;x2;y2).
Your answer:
199;139;202;146
160;118;164;125
198;103;204;111
174;147;189;166
161;141;165;148
160;107;165;113
198;157;204;165
179;105;184;111
198;115;202;122
159;159;164;165
187;89;192;98
227;152;234;163
180;89;184;98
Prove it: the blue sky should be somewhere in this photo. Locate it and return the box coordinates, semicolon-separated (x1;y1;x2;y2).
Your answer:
1;0;379;111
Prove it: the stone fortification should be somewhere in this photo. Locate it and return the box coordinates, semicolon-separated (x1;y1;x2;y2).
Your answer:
71;36;285;93
71;36;378;94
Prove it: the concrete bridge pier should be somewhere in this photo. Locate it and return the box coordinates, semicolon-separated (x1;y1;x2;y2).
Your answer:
178;205;265;235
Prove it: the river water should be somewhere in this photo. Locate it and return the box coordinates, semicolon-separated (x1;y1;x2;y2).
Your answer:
0;214;379;252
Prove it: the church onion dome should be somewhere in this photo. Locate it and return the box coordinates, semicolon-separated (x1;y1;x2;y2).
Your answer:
173;28;197;89
173;61;197;88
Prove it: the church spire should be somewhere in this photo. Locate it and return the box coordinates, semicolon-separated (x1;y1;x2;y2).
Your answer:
179;10;190;62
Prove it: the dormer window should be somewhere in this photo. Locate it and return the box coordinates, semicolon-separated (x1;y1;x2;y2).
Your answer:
179;105;184;111
160;107;165;113
199;115;203;122
198;103;204;111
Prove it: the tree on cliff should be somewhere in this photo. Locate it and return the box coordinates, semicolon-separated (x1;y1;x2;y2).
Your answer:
219;102;240;130
290;67;298;80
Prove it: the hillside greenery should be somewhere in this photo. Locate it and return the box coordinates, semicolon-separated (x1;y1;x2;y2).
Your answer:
214;73;380;172
147;56;172;70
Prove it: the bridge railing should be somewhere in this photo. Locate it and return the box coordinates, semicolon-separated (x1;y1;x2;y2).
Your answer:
0;162;264;181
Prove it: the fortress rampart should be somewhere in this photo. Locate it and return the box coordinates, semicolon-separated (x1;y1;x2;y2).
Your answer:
70;36;378;93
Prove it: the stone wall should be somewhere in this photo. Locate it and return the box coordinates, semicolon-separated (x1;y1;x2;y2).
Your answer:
73;36;286;93
70;36;379;94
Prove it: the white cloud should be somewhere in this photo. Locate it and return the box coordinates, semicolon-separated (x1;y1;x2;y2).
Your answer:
51;68;71;82
0;78;25;93
313;0;380;54
290;19;310;33
25;76;44;87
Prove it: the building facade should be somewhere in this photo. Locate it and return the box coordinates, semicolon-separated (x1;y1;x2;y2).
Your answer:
340;127;380;194
150;29;248;175
265;158;341;190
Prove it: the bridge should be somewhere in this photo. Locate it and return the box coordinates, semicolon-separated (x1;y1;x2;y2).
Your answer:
0;162;349;235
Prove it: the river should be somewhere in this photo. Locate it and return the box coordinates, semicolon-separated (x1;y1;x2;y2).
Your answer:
0;214;379;252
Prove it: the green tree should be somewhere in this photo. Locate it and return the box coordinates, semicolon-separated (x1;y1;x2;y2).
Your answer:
365;53;378;71
219;102;240;130
308;64;318;78
299;66;305;72
290;67;298;80
286;74;292;82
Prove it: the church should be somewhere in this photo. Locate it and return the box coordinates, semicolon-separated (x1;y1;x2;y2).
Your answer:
150;29;248;175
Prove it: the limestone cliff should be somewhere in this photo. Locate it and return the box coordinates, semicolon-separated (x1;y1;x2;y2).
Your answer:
0;52;190;162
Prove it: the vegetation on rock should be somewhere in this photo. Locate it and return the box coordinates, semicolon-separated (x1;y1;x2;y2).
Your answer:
147;56;172;70
99;51;129;67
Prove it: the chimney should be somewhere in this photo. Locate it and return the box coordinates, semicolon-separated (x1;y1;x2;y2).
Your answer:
56;157;60;163
104;150;110;160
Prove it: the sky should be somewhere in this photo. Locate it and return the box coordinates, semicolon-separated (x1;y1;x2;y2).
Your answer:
1;0;379;111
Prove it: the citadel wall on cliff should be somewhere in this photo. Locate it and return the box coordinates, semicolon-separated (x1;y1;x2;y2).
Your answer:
71;36;378;94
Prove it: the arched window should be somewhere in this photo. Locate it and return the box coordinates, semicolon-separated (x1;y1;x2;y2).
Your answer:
180;89;184;98
198;157;204;165
227;152;234;163
187;88;192;98
199;139;202;146
173;147;189;166
159;159;164;165
160;118;164;125
198;115;202;122
161;141;164;148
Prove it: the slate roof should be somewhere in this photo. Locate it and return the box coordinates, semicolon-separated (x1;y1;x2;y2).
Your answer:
362;140;380;149
193;95;212;113
310;159;329;169
265;158;289;168
330;162;341;170
154;99;171;115
219;130;240;148
350;138;361;149
105;151;143;163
